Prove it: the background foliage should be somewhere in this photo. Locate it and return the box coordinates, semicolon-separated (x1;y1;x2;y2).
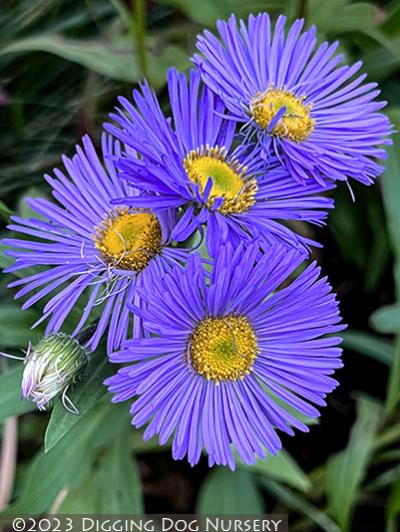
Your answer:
0;0;400;529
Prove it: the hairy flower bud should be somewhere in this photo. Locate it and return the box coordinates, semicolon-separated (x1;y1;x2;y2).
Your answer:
21;333;89;413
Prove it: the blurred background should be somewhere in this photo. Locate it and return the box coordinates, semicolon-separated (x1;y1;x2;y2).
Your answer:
0;1;400;530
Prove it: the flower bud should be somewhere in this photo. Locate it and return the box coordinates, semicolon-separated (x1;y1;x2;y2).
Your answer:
22;333;89;413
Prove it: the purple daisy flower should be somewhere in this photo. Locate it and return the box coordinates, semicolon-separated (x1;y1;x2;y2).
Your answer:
193;13;392;185
106;242;344;468
106;68;335;255
3;134;187;354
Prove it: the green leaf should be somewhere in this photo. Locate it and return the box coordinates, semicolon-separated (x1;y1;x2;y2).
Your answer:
262;480;341;532
329;186;369;271
95;428;144;513
385;336;400;417
308;0;376;34
0;366;36;423
341;330;394;366
263;384;319;427
0;304;42;349
3;402;129;515
0;240;40;278
365;463;400;493
327;3;375;33
246;450;311;493
364;190;391;293
363;30;400;70
374;449;400;465
374;424;400;451
387;480;400;532
57;475;99;514
0;243;14;272
197;468;264;514
132;429;172;453
370;304;400;334
160;0;286;27
0;35;189;88
60;427;143;514
378;137;400;299
44;349;113;452
0;199;12;220
361;47;399;81
17;186;49;219
388;108;400;132
326;396;381;531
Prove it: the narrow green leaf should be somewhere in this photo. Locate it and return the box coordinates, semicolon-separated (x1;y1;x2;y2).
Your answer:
0;304;42;349
245;450;311;493
374;449;400;464
197;468;264;514
17;186;49;219
370;304;400;334
0;241;40;279
387;480;400;532
0;199;12;219
381;3;400;36
44;350;113;452
329;187;369;271
388;108;400;132
0;243;15;272
0;35;189;88
326;396;381;531
96;428;144;513
0;366;36;423
361;47;399;81
363;30;400;73
308;0;375;34
365;463;400;493
374;424;400;451
57;475;99;514
1;36;140;82
380;127;400;300
385;336;400;418
341;330;394;366
59;427;143;514
327;3;375;33
3;402;128;515
262;480;341;532
109;0;131;28
364;190;391;292
159;0;285;27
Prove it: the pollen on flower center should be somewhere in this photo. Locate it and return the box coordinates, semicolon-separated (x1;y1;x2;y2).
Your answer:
251;88;314;142
189;315;258;382
94;208;162;271
183;146;257;215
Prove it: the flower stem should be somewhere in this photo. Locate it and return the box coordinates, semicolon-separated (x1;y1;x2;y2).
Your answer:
131;0;147;79
298;0;308;19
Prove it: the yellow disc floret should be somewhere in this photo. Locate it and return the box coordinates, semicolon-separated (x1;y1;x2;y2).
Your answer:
183;145;257;215
251;88;314;142
189;315;258;382
94;208;162;271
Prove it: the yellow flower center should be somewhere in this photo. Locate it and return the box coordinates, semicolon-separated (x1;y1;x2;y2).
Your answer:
251;88;314;142
189;315;258;382
94;208;162;271
183;146;257;215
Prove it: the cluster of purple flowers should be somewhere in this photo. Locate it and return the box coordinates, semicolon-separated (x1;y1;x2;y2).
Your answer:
4;14;391;468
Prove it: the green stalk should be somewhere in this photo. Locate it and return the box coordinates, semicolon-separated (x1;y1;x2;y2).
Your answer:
131;0;147;79
298;0;308;19
384;334;400;419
